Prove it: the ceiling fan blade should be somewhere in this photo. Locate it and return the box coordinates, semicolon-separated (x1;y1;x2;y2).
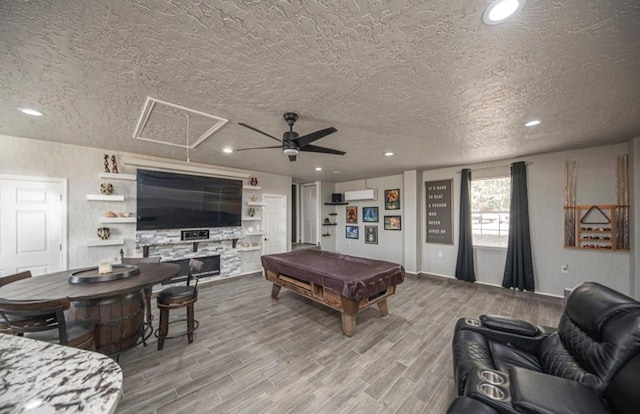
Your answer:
236;145;282;152
238;122;282;143
299;144;346;155
293;127;337;148
288;155;297;162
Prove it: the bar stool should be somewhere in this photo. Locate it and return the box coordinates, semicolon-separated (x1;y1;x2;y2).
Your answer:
155;258;202;350
0;271;32;334
0;297;95;351
121;256;161;346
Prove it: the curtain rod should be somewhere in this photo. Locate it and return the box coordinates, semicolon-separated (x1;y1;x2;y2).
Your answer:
455;162;532;174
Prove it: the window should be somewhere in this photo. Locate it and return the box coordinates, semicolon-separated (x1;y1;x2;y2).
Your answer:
471;177;510;247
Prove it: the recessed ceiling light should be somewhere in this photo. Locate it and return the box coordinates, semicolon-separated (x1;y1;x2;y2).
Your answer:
332;171;342;174
315;167;322;171
384;152;394;157
17;107;44;116
222;147;233;154
525;120;541;127
482;0;526;25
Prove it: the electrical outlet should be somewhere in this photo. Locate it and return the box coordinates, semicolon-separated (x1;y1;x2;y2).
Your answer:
561;264;569;273
437;251;443;258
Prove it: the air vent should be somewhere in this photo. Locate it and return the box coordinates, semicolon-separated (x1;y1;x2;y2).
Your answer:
133;97;228;149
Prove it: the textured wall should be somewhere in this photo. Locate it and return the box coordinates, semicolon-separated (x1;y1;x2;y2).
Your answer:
0;134;290;274
421;143;632;296
335;175;404;264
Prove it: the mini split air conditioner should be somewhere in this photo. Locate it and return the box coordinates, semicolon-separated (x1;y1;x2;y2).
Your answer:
344;189;377;201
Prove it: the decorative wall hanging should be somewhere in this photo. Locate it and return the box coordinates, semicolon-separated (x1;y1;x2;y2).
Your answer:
425;179;453;244
615;155;629;250
563;161;577;247
384;215;401;230
362;207;379;222
345;225;359;239
384;189;400;210
103;154;110;173
250;177;259;186
365;226;378;244
346;206;358;223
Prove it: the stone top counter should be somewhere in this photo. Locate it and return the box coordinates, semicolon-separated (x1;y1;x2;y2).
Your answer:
0;334;122;413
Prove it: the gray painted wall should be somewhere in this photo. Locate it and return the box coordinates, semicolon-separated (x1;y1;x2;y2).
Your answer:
0;134;291;271
421;143;632;297
335;175;404;264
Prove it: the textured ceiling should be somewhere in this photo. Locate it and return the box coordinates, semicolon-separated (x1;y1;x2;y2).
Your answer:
1;0;639;182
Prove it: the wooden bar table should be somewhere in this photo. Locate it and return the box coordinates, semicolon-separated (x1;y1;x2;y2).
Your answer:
0;263;180;356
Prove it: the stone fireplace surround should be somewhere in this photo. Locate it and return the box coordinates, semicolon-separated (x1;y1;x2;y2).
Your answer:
134;227;244;284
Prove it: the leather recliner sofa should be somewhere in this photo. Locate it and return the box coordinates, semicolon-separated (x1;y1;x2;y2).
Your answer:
448;282;640;414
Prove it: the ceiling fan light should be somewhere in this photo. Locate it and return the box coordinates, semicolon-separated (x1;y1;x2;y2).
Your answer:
283;148;299;156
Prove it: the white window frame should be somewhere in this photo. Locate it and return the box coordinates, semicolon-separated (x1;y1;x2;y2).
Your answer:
471;176;511;248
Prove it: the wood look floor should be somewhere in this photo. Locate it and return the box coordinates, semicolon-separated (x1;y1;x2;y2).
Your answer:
117;275;563;414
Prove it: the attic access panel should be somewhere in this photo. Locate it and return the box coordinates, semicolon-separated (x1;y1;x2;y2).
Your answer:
133;97;228;149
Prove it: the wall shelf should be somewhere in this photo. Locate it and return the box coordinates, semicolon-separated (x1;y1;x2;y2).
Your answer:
322;223;337;226
237;246;261;252
324;202;348;205
87;239;124;247
99;217;136;224
247;202;265;206
242;217;261;221
244;232;264;236
99;172;136;181
86;194;125;201
243;185;262;190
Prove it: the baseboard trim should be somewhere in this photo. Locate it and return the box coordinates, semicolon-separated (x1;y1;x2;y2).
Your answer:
412;272;563;306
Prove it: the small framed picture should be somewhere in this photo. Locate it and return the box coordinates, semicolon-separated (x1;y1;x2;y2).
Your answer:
346;206;358;223
385;189;400;210
362;207;379;222
365;225;378;244
384;215;402;230
346;225;359;239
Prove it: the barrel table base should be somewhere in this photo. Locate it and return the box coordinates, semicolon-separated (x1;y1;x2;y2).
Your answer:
69;291;145;356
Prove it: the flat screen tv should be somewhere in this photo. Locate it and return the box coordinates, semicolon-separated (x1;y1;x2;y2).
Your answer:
137;169;242;231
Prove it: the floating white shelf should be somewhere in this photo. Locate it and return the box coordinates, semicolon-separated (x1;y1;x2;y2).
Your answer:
242;217;261;221
244;232;264;236
99;217;136;224
243;185;262;190
237;246;261;252
99;173;136;181
86;195;125;201
87;239;125;247
247;202;266;206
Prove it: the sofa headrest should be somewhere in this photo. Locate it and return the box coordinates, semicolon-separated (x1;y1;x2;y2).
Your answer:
566;282;640;341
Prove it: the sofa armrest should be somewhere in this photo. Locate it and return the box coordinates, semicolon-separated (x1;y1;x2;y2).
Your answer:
510;367;608;414
480;314;540;337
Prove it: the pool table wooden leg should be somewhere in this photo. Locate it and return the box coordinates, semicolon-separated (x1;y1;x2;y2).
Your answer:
271;284;281;299
377;299;389;317
341;297;360;336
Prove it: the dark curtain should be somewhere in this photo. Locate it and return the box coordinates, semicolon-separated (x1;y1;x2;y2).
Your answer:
455;169;476;282
502;161;535;291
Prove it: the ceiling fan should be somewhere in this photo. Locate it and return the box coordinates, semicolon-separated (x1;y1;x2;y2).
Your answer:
237;112;344;162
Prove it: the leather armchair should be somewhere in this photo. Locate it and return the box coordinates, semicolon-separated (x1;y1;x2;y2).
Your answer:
449;282;640;414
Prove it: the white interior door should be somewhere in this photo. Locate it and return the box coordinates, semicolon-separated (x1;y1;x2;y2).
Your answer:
301;184;318;244
262;194;287;255
0;176;66;276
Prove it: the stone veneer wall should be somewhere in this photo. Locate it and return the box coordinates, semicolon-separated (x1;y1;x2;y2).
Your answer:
135;227;243;279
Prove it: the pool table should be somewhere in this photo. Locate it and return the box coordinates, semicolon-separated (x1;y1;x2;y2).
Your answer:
261;249;405;336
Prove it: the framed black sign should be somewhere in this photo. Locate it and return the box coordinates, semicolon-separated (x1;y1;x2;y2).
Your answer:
426;179;453;244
